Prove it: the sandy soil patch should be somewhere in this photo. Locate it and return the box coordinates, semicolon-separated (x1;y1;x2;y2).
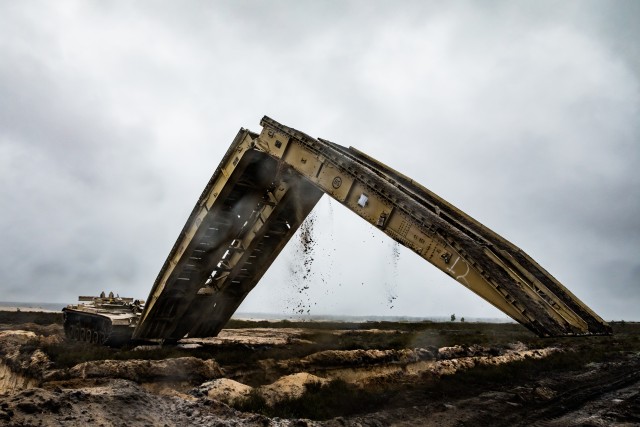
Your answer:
182;328;313;346
259;372;329;405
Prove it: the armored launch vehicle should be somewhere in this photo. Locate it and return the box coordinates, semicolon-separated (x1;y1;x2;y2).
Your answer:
63;292;144;346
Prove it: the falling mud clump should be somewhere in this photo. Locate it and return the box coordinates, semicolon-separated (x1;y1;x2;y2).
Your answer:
286;212;318;316
298;213;315;285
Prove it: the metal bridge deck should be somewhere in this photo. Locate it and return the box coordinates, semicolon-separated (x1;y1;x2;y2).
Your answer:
133;118;610;341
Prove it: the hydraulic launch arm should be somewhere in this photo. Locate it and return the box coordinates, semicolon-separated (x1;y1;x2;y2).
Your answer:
133;117;611;341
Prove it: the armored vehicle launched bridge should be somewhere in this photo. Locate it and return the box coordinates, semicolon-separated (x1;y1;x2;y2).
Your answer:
121;117;610;343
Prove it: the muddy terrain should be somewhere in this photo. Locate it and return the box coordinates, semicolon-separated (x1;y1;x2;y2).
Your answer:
1;310;638;426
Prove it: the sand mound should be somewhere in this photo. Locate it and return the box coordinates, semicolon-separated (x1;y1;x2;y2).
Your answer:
259;372;328;405
47;357;224;383
201;378;253;403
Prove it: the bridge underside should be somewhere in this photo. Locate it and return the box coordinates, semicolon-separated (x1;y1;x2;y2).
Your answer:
134;133;323;340
134;118;611;341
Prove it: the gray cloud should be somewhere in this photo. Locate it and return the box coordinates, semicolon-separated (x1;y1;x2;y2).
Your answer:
1;1;638;321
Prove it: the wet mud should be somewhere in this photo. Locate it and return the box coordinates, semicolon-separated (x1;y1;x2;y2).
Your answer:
1;312;638;426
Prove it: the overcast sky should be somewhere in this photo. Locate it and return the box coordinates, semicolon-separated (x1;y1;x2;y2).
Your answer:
1;1;638;322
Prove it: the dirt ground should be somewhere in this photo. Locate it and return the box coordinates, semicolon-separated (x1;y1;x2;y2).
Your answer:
1;311;639;426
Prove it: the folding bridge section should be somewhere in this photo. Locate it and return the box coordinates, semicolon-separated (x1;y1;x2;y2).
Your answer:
133;117;611;341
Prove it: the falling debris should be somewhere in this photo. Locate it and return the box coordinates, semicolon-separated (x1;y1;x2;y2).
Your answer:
384;241;401;310
285;212;317;316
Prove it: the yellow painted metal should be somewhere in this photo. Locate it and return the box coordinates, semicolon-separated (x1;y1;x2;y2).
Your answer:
255;117;610;337
133;116;610;341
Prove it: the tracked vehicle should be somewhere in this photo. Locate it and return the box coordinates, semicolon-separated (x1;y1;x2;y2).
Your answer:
65;117;611;346
63;292;144;346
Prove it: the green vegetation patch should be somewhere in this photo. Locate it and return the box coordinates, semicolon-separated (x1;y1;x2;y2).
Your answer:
0;311;63;326
233;379;389;420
